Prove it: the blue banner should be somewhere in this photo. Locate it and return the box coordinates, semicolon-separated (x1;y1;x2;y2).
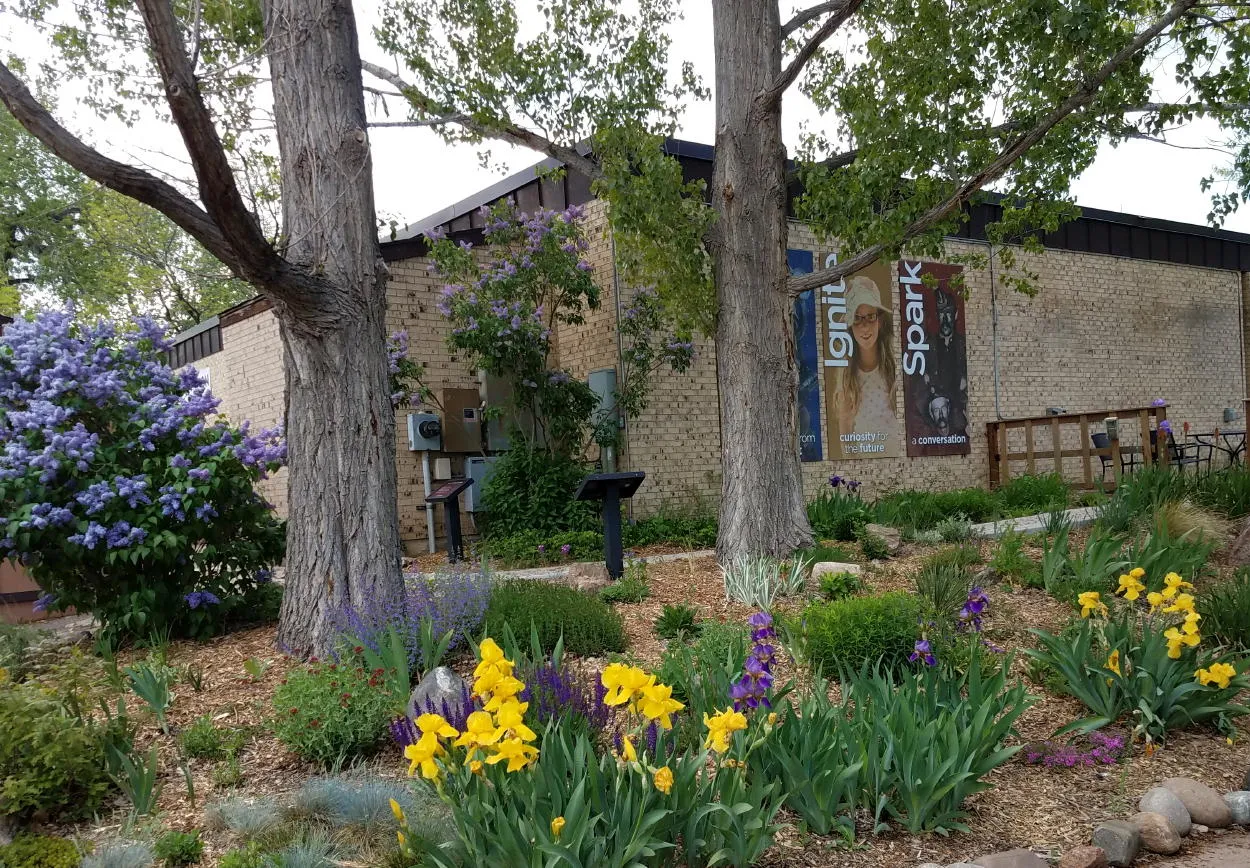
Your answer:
788;249;823;461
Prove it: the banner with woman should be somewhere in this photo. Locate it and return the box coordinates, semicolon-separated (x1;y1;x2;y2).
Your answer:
819;257;900;459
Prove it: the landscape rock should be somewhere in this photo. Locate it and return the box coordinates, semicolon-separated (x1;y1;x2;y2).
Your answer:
811;562;863;581
407;666;469;722
1130;811;1181;854
972;850;1048;868
917;863;944;868
1140;785;1193;836
1162;777;1233;828
1192;823;1208;834
565;562;610;593
1058;846;1108;868
862;523;902;554
1224;791;1250;825
1091;819;1140;867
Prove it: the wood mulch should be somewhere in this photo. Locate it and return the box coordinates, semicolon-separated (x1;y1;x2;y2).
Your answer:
35;534;1250;867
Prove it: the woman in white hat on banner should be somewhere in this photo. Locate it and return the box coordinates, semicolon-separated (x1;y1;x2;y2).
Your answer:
833;274;898;450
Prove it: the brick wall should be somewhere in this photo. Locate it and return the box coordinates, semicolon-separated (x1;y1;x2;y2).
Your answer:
189;208;1248;546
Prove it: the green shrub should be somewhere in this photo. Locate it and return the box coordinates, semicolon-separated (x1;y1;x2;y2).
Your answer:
750;664;1030;835
482;530;603;568
657;619;749;705
807;484;870;541
180;715;246;760
817;570;862;601
654;604;700;640
0;312;286;647
923;544;983;571
599;559;650;604
0;622;35;682
0;680;120;819
935;514;974;542
794;543;855;564
479;446;596;539
623;504;718;548
484;580;625;657
153;831;202;868
218;844;266;868
1194;466;1250;518
873;488;998;531
800;592;921;674
222;582;284;629
989;526;1035;582
270;648;394;767
916;561;973;624
856;527;891;560
0;835;82;868
211;756;244;790
1124;519;1216;584
997;473;1069;514
1199;568;1250;650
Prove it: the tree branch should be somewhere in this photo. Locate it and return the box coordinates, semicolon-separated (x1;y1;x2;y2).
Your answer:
781;1;846;37
765;0;864;107
0;60;238;272
787;0;1202;296
368;115;470;128
360;60;605;181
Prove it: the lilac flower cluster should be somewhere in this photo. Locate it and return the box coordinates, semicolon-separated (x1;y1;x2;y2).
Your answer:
1023;731;1126;768
329;567;492;669
185;590;221;609
828;475;862;492
732;612;777;710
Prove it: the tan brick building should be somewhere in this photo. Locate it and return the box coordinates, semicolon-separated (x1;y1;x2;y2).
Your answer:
171;141;1250;554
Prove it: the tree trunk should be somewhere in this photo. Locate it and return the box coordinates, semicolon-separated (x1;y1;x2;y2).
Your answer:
265;0;404;655
711;0;813;561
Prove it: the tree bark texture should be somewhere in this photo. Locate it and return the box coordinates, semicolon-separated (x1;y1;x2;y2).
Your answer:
265;0;404;654
711;0;813;560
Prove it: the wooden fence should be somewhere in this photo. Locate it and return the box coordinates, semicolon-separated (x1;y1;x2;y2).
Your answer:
986;405;1169;490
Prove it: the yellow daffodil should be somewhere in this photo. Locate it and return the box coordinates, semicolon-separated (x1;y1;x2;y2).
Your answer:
1078;591;1108;618
486;736;539;772
389;798;405;823
620;735;638;763
1196;661;1237;689
454;710;504;751
635;681;685;730
1105;650;1122;676
703;708;748;753
1116;573;1145;601
492;700;537;742
1165;626;1201;659
1163;592;1196;615
1147;591;1165;611
415;713;459;739
653;765;674;795
551;816;565;840
1130;567;1146;580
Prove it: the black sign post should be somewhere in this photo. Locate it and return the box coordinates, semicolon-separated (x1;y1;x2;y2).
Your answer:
425;478;475;563
574;471;645;580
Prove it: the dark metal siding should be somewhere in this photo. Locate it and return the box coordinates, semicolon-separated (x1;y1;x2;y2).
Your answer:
168;323;222;368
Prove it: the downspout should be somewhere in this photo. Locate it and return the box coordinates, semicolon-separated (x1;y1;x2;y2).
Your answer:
609;226;631;521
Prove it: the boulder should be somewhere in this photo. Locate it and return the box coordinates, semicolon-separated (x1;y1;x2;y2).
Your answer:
406;666;469;722
1140;785;1192;836
972;850;1048;868
1130;811;1181;855
566;562;610;593
1162;777;1233;828
1224;791;1250;826
862;523;902;554
811;562;863;581
1058;847;1108;868
1091;820;1140;867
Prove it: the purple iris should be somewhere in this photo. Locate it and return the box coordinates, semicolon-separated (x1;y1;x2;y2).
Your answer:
958;586;990;633
909;639;937;667
829;474;843;488
734;611;779;710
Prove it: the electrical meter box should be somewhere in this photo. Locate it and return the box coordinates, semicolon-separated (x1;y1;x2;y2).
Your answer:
441;388;483;452
406;413;442;451
465;455;500;512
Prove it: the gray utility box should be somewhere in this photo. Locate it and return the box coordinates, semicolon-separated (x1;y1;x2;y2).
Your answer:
465;456;500;512
406;412;442;451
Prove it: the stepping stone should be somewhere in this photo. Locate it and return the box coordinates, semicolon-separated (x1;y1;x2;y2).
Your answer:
1141;784;1193;836
1058;847;1108;868
973;851;1048;868
1163;777;1234;828
1131;810;1181;855
1091;819;1140;867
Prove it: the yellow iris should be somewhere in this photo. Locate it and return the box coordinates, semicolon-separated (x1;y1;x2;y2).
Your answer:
390;798;405;823
1165;626;1201;659
1078;591;1108;618
703;708;748;753
1130;567;1146;580
550;816;565;839
1105;650;1122;676
1163;592;1196;615
1182;611;1202;636
602;663;654;706
493;700;537;742
1146;591;1165;611
404;732;445;780
415;713;459;739
619;735;638;763
1116;574;1145;601
635;681;685;730
486;736;540;772
1196;662;1237;689
653;765;674;795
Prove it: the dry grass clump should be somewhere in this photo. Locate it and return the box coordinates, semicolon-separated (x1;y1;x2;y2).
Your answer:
1158;499;1233;546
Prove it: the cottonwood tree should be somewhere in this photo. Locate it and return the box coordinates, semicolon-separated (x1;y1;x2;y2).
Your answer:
372;0;1250;559
0;0;402;653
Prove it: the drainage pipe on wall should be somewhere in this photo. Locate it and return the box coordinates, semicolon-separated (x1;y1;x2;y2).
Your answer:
422;451;436;554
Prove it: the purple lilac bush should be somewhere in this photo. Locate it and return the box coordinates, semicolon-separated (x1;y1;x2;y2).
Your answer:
0;310;285;643
330;567;491;669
